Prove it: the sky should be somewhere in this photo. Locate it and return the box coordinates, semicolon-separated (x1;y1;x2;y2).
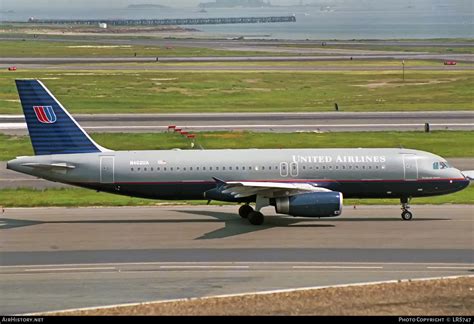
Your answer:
4;0;322;9
1;0;471;10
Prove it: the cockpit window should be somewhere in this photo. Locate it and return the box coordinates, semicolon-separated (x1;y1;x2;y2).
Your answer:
433;161;450;170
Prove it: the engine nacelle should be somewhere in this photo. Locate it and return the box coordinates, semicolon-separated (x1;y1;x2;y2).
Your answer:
275;192;343;217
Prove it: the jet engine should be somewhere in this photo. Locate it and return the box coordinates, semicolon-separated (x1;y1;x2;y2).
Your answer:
274;191;343;217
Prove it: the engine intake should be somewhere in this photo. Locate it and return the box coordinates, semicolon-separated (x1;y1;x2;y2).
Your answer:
275;191;343;217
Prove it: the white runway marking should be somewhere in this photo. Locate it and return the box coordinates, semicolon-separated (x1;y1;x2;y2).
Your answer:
24;267;116;272
292;266;384;269
426;266;473;270
158;265;250;269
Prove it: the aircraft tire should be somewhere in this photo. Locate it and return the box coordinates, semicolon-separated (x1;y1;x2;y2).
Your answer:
248;211;264;225
238;204;253;218
401;211;413;221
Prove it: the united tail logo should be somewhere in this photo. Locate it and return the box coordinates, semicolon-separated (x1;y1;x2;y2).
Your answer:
33;106;57;124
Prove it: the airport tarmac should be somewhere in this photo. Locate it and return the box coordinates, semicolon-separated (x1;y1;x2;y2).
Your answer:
1;111;473;135
3;63;474;72
0;205;472;314
2;36;471;50
1;53;473;65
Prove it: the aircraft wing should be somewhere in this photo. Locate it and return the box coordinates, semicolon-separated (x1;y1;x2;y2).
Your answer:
216;179;331;198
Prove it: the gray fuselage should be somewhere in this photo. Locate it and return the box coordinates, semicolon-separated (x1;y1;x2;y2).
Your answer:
7;148;469;202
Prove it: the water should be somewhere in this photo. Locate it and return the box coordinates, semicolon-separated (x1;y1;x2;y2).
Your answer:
1;0;472;40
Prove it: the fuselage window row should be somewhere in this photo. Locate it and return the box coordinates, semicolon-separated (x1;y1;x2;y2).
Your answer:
130;164;384;172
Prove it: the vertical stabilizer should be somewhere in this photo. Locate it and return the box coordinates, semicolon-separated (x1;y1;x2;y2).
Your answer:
15;79;109;155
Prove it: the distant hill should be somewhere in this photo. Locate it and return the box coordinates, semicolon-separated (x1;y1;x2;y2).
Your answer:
127;4;169;9
199;0;272;9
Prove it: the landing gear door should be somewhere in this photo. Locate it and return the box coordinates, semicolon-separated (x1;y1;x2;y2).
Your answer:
100;156;115;184
403;154;418;181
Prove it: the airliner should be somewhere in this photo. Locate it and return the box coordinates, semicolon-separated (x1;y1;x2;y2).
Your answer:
6;80;472;225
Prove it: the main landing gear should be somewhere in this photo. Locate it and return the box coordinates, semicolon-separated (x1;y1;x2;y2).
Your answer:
400;197;413;221
238;196;269;225
238;204;264;225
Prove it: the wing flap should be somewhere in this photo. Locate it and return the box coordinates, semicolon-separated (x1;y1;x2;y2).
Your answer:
221;180;331;198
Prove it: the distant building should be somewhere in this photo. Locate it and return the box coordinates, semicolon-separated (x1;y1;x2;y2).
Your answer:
99;23;107;29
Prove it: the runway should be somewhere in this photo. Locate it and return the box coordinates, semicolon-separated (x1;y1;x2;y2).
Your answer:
0;205;472;314
1;53;473;64
1;111;473;135
3;63;473;72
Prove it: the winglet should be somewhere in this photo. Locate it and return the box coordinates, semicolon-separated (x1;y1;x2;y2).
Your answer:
462;170;474;180
212;177;227;186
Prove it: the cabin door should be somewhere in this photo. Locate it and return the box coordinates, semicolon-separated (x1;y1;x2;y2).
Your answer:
100;156;115;184
403;154;418;180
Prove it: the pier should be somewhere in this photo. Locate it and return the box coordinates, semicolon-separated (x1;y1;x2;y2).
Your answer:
27;16;296;26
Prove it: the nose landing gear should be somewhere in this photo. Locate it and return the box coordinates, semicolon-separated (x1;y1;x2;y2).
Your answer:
401;197;413;221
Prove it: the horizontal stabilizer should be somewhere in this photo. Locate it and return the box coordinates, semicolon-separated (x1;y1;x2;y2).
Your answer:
21;162;76;170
